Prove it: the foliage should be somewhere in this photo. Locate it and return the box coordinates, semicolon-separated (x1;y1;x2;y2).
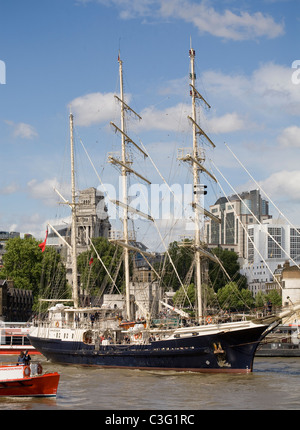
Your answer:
159;240;194;291
160;242;247;296
254;291;265;308
209;248;247;291
0;237;43;294
0;236;68;312
77;237;124;295
173;283;195;308
216;282;254;311
37;246;69;308
265;290;282;307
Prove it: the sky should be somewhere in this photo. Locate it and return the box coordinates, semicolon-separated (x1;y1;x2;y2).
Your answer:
0;0;299;251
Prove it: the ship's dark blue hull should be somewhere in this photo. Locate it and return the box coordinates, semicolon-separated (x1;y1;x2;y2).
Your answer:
28;323;274;373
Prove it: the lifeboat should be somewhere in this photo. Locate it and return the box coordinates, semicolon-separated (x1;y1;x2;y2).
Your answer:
0;363;60;397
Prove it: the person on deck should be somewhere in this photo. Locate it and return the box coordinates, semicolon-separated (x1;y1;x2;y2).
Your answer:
17;351;25;365
24;350;31;365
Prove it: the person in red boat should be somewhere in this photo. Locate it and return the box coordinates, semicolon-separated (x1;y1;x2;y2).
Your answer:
17;351;25;365
24;350;31;365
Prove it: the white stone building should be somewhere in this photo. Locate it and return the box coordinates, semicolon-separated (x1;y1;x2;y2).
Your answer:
241;219;300;297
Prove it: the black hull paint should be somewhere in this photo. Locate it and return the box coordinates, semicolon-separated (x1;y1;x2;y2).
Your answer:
28;324;272;373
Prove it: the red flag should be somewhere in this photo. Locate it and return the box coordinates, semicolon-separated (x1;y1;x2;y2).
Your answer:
89;257;94;266
38;229;48;252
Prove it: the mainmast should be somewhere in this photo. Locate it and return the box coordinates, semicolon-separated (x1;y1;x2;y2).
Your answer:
190;48;203;321
70;113;79;309
109;52;151;321
178;46;216;323
118;56;131;320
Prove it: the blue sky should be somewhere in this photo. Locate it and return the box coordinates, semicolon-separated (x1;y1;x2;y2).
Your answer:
0;0;299;251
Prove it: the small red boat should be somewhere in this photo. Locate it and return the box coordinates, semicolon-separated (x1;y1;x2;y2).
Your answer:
0;363;60;397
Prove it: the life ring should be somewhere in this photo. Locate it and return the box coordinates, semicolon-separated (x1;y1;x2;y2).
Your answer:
206;316;212;324
134;333;142;340
37;363;43;375
55;321;59;328
23;366;31;378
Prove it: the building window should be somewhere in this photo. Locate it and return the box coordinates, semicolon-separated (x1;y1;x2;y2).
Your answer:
248;228;254;262
225;212;235;244
268;227;282;258
211;220;220;244
290;228;300;260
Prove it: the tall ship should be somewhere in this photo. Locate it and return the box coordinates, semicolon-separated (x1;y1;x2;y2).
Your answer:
28;47;300;373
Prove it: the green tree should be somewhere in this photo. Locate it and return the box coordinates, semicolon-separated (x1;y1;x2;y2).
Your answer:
77;237;124;295
0;236;68;311
0;237;43;294
217;282;254;311
38;246;69;306
265;290;282;308
209;248;247;292
254;290;282;311
160;240;194;291
254;291;265;308
173;283;195;308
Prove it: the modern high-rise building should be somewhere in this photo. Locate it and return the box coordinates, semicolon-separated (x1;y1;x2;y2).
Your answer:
204;189;271;259
241;219;300;296
204;189;300;299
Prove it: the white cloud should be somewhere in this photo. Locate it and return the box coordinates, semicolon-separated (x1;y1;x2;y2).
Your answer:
252;63;300;113
159;0;284;40
207;112;249;134
203;62;300;118
277;126;300;148
26;178;69;206
69;92;120;126
19;213;47;238
0;182;19;195
76;0;284;41
68;91;250;137
5;120;38;139
138;103;190;132
259;170;300;201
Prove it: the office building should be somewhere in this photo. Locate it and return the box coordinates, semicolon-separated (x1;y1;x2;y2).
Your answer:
205;189;271;259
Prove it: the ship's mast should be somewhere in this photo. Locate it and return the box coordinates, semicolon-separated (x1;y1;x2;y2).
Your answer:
118;56;131;320
70;113;79;309
189;48;203;321
177;46;216;322
109;53;150;321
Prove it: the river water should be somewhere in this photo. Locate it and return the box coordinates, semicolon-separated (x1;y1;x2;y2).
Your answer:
0;355;299;410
